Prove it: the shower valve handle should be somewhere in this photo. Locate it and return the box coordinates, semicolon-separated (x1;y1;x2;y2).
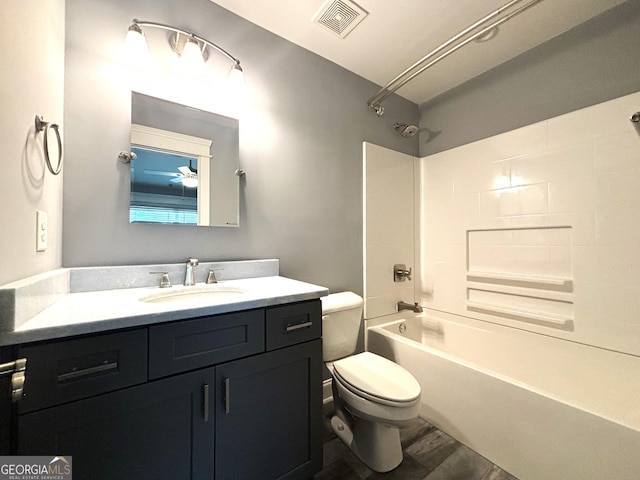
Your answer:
394;264;412;282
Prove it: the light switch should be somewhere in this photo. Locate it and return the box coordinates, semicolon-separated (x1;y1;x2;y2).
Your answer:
36;210;48;252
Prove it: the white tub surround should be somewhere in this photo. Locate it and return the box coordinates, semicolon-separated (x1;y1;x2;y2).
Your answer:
358;90;640;480
368;310;640;480
0;259;328;345
363;143;418;319
421;90;640;357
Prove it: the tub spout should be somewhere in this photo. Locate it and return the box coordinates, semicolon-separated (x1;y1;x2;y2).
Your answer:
397;301;423;313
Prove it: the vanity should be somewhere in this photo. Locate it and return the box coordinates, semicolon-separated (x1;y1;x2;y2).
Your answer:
0;260;327;480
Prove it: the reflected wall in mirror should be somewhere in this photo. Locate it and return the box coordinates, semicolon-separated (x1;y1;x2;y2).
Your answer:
130;92;240;226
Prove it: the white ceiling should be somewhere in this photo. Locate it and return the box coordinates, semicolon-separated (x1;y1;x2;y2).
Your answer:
211;0;625;106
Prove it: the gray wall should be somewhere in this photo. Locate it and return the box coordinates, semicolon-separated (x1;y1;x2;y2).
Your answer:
63;0;418;295
419;0;640;156
0;1;65;286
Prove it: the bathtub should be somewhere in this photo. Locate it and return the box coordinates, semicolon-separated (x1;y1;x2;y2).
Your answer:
366;309;640;480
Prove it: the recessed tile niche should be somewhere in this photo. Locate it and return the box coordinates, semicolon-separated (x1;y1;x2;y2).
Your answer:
466;227;574;330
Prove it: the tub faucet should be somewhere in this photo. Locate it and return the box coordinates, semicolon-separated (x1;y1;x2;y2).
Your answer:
397;301;423;313
184;257;199;286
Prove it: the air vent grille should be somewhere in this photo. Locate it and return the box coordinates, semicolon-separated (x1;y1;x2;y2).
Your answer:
313;0;368;39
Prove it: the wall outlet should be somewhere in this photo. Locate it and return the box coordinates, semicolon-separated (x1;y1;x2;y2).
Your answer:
36;210;48;252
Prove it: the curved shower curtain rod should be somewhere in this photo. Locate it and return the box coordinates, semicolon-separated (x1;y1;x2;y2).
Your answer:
367;0;545;116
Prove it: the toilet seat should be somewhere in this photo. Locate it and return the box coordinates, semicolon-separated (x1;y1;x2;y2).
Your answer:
332;352;420;407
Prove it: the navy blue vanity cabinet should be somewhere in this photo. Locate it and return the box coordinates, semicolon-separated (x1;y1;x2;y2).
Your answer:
9;298;323;480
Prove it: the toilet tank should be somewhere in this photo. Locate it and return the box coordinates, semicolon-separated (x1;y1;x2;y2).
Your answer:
321;292;364;362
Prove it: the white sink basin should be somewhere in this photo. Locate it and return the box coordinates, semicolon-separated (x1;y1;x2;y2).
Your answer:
140;286;244;304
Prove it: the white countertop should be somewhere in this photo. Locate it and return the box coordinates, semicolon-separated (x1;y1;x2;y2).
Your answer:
0;276;328;346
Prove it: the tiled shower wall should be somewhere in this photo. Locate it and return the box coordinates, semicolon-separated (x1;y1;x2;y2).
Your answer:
420;91;640;356
363;143;417;319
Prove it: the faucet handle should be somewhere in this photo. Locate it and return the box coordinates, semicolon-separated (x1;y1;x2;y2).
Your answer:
186;257;199;266
206;269;218;284
150;271;172;288
206;267;226;284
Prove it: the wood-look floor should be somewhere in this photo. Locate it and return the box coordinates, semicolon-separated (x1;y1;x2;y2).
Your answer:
314;416;518;480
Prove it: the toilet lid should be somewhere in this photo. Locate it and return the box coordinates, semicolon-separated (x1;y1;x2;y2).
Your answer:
333;352;420;404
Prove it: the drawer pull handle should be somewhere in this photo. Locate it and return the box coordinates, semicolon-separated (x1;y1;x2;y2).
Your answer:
0;358;26;376
286;321;313;332
57;362;118;383
203;383;210;422
223;378;231;414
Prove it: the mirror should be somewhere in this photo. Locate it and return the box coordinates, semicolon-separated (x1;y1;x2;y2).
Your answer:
130;92;239;226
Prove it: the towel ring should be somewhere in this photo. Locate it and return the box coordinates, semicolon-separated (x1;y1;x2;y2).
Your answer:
35;115;63;175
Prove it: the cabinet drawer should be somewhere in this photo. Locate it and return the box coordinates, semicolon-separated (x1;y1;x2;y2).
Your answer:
149;309;265;379
18;329;148;414
266;300;322;351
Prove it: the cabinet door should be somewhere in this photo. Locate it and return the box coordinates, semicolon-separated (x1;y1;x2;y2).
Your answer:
18;368;215;480
215;339;322;480
0;347;12;455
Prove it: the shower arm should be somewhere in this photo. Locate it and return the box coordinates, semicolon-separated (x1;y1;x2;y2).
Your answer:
367;0;545;116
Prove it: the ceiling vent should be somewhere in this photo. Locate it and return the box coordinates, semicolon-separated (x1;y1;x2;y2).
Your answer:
312;0;368;39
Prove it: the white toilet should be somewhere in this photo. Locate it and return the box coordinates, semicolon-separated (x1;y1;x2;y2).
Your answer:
321;292;421;473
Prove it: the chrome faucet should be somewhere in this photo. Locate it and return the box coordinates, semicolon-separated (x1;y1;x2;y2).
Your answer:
397;301;423;313
184;257;199;286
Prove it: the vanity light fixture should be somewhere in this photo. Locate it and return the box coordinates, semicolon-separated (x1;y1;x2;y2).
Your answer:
124;19;244;89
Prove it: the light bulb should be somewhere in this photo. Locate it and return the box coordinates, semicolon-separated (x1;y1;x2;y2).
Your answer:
123;25;151;67
179;40;205;75
225;63;246;117
228;63;245;95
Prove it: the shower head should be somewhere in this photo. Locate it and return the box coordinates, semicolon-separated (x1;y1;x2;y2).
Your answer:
394;123;418;137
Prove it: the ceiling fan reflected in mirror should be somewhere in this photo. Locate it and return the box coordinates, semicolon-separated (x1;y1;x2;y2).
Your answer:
177;159;198;187
144;158;199;188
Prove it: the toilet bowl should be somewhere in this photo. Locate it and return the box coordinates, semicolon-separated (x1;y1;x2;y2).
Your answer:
329;352;421;423
321;292;421;473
